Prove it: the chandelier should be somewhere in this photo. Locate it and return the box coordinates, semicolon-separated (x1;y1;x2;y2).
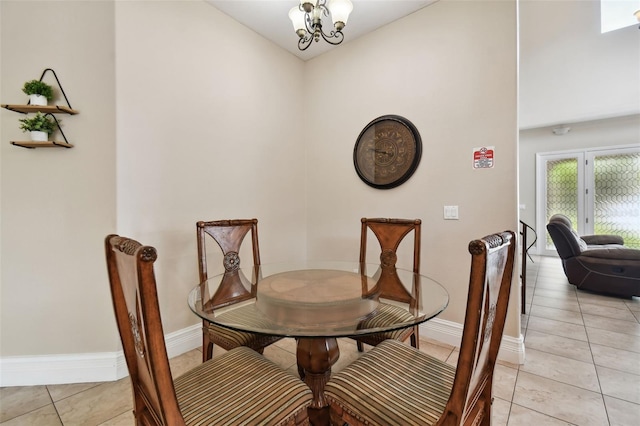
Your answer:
288;0;354;51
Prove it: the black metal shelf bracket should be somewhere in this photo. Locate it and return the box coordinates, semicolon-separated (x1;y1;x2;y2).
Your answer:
46;113;71;146
26;68;74;110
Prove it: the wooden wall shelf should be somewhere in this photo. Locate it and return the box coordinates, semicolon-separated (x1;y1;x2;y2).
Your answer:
4;69;78;149
2;104;78;115
10;141;74;149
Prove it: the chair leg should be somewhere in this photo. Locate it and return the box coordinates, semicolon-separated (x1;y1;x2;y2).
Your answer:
294;338;305;379
357;341;364;352
202;321;213;362
410;326;419;349
203;342;213;362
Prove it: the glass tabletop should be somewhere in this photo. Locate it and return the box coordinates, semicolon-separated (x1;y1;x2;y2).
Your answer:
188;261;449;338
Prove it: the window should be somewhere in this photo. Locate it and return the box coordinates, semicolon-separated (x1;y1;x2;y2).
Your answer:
537;145;640;255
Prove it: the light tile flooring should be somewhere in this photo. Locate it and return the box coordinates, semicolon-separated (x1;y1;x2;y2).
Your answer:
1;255;639;425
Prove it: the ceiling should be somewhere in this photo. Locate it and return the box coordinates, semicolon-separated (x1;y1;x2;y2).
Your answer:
206;1;437;61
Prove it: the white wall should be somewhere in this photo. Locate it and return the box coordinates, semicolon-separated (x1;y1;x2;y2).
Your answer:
1;0;117;355
1;0;520;381
114;0;307;334
304;0;519;333
0;0;306;360
519;0;640;129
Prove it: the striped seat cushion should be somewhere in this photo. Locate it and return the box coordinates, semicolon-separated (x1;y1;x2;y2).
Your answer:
325;339;455;426
355;304;416;346
207;323;282;350
175;346;312;425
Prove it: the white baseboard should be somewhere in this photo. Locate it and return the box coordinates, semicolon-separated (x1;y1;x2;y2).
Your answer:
0;352;122;387
420;318;526;365
0;324;202;387
164;323;202;361
0;320;524;387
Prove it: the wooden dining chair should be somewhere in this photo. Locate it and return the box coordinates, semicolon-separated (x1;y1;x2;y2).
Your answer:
325;230;516;426
352;217;422;352
197;219;282;361
105;234;312;426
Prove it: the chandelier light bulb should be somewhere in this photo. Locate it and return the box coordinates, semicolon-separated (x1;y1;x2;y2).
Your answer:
329;0;353;30
289;6;306;37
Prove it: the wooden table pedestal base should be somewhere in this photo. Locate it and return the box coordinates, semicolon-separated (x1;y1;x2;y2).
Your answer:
297;337;340;426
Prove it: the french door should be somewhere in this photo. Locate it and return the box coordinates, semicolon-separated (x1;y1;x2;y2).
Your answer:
536;145;640;255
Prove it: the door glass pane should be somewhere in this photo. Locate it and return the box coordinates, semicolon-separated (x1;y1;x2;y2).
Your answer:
593;152;640;249
546;158;579;249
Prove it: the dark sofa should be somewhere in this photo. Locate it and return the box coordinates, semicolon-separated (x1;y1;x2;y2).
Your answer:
546;214;640;298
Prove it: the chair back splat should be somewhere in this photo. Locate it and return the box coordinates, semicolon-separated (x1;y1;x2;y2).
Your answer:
325;230;516;426
353;218;422;351
197;219;260;307
196;219;281;361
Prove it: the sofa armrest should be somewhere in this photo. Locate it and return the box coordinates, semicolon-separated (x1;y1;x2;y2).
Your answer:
581;248;640;261
582;234;624;245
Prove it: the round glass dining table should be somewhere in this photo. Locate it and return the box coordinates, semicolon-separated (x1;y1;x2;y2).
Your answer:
188;261;449;424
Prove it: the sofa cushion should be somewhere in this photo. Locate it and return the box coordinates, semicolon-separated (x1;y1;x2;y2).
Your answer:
576;235;588;252
586;244;626;250
548;214;626;253
581;248;640;260
583;235;625;245
547;222;583;258
549;214;573;228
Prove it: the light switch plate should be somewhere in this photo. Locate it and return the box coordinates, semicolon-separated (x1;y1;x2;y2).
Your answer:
444;205;459;220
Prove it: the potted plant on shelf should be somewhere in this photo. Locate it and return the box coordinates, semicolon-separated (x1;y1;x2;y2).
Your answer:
18;112;57;141
22;79;54;106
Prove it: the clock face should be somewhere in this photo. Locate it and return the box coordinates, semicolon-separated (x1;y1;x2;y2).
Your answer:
353;115;422;189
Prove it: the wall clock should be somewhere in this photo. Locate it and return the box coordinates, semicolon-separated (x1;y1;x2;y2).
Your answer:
353;115;422;189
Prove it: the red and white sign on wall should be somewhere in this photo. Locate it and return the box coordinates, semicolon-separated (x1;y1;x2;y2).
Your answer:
473;146;494;169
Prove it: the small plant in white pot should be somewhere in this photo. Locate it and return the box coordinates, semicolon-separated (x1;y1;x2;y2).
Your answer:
19;112;57;141
22;80;54;106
